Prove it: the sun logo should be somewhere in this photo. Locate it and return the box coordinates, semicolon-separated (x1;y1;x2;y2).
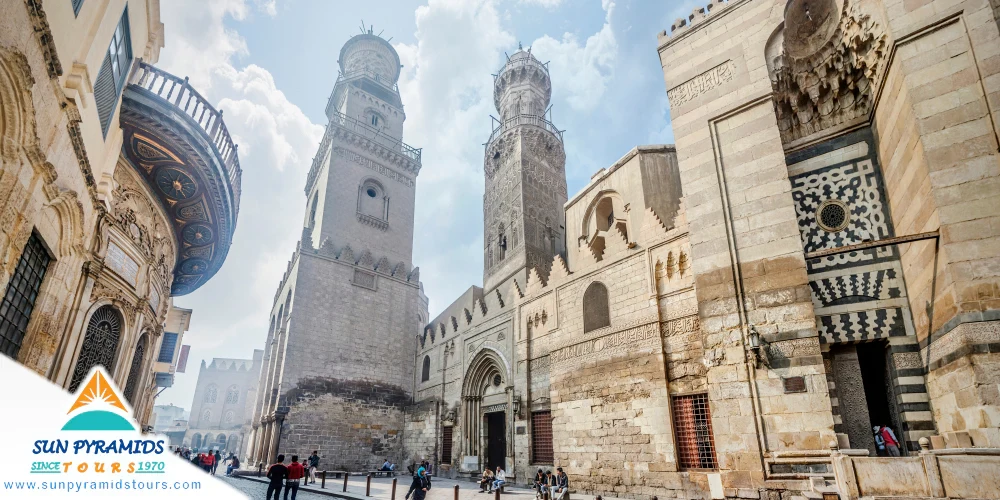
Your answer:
62;368;135;431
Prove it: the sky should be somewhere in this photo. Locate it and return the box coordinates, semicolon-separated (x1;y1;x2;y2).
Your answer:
154;0;706;410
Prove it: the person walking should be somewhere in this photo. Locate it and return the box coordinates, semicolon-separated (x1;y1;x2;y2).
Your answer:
307;451;320;485
267;454;289;500
551;467;569;500
213;450;222;475
285;454;305;500
874;425;902;457
200;452;214;473
404;467;431;500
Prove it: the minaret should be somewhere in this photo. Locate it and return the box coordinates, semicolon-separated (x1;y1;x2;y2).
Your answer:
483;46;568;291
303;30;421;266
248;29;426;470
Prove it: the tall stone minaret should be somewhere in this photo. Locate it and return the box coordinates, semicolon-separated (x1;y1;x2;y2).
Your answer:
248;30;427;470
482;46;568;292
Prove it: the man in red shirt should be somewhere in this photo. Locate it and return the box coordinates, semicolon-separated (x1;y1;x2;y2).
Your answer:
285;454;305;500
266;455;288;500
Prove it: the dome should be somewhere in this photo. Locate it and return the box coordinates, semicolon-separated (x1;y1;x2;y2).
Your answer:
338;33;402;84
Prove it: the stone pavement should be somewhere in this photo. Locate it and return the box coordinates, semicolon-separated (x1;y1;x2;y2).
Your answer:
219;474;609;500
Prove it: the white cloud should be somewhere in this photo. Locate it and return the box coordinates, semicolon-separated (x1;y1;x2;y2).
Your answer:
396;0;515;315
530;1;617;111
155;0;322;407
519;0;563;7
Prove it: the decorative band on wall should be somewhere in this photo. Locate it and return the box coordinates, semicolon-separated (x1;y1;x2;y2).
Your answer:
818;307;905;344
334;147;415;188
483;403;507;413
550;317;660;364
666;60;736;107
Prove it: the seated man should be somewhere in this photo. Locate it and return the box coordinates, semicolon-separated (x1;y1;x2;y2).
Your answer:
381;459;392;471
226;455;241;476
493;467;506;493
532;469;547;499
551;467;569;500
478;468;495;492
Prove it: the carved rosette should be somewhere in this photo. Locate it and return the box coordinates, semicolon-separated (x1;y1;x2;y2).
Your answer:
771;0;887;144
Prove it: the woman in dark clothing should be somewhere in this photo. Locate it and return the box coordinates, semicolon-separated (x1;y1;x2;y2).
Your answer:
404;467;431;500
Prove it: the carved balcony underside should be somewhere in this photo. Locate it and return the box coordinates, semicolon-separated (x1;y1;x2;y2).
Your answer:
119;62;242;295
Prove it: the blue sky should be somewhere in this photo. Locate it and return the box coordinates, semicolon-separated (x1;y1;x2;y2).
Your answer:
155;0;704;410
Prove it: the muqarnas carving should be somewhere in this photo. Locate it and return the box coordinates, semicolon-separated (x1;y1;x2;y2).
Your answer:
769;0;887;144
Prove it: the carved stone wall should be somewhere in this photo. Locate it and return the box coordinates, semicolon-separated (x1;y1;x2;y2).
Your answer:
483;49;567;292
769;0;888;145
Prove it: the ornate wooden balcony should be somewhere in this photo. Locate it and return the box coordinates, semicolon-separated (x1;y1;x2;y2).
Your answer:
119;61;242;295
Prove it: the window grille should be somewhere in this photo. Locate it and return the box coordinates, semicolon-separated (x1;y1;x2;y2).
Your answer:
531;411;554;464
0;233;51;359
672;393;717;469
205;384;218;403
123;335;147;405
95;7;132;136
69;305;123;392
441;426;454;463
72;0;84;16
226;385;239;404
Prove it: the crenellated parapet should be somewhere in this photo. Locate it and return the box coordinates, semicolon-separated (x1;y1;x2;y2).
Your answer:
657;0;734;43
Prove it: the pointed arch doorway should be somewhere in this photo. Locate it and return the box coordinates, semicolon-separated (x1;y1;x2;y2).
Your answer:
463;347;512;472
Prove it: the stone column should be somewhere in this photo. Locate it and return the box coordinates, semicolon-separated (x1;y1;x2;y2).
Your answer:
505;387;514;464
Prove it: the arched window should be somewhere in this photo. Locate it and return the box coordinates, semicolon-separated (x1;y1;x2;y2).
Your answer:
497;223;507;261
365;108;385;128
203;433;214;448
225;385;239;404
308;195;319;228
358;180;389;223
123;334;148;405
201;410;212;425
224;410;235;424
583;282;611;333
421;355;431;382
191;433;202;449
69;305;123;392
276;305;284;327
205;384;218;403
284;291;292;315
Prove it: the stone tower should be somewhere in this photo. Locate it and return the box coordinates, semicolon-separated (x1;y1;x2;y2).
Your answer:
483;47;568;292
247;31;428;469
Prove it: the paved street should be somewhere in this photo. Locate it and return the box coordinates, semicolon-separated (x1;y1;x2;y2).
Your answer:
217;475;541;500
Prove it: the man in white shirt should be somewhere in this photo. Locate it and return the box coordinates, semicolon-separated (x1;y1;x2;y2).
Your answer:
493;467;506;492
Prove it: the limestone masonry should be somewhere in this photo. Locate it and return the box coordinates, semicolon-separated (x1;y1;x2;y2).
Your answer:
0;0;241;432
246;30;428;472
246;2;1000;499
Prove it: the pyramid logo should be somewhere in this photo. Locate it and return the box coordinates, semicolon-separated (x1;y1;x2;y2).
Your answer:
62;368;136;431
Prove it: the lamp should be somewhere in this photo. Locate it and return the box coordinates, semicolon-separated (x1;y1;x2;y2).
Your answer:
747;324;770;369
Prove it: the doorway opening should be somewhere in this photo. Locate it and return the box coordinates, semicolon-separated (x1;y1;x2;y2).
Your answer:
857;340;904;455
830;340;904;456
485;411;506;471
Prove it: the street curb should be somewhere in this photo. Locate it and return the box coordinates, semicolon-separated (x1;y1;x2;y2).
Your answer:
231;474;366;499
